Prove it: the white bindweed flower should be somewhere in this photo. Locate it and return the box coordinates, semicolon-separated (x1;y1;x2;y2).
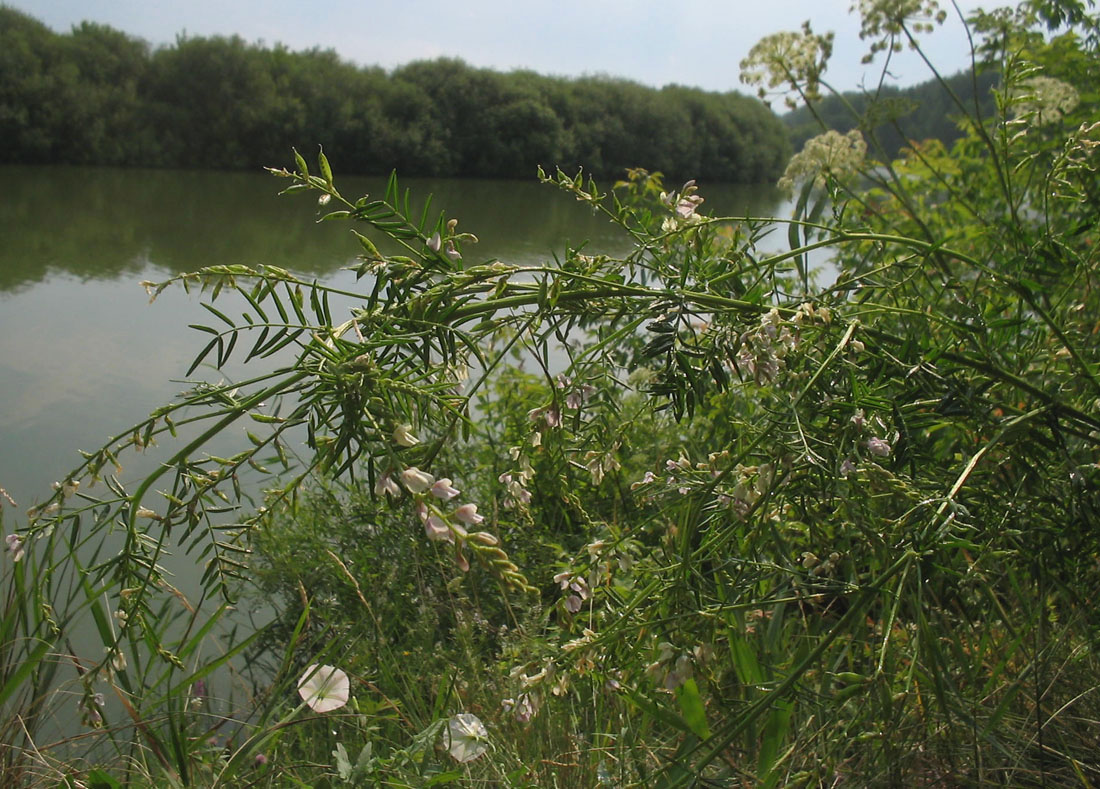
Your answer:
297;664;350;713
5;533;25;562
446;713;489;762
401;467;435;494
393;424;419;448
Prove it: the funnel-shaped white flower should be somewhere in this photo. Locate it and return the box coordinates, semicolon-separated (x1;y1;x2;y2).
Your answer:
446;713;488;762
298;664;350;713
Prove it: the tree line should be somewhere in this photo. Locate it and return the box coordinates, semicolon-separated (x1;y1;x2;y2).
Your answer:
0;7;791;182
781;68;1001;159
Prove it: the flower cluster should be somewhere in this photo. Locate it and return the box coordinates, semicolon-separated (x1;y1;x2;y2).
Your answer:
78;691;106;728
839;409;894;474
5;533;24;562
852;0;947;62
583;447;622;485
553;570;591;614
659;180;706;230
556;374;595;412
378;460;536;592
634;451;775;520
501;692;539;723
734;308;799;385
801;550;843;577
740;22;834;107
1010;76;1080;125
426;218;476;263
498;445;535;508
778;130;867;194
645;642;711;691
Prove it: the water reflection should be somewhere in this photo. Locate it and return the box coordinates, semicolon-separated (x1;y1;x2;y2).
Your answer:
0;166;783;291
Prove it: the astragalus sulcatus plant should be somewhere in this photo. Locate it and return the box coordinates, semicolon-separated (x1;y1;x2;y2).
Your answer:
3;0;1100;785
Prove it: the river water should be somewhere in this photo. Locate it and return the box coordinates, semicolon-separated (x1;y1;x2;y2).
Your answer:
0;166;784;513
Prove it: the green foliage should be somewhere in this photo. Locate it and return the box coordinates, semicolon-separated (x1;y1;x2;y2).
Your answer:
3;2;1100;786
0;8;789;182
782;68;1001;158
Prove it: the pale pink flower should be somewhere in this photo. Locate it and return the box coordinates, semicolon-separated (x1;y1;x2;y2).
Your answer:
425;516;454;543
374;472;400;498
426;232;442;253
454;503;485;525
5;534;24;563
431;478;460;500
866;437;891;458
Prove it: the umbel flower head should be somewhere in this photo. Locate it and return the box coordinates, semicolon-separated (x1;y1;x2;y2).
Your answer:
778;129;867;193
1010;76;1079;125
446;713;489;762
740;22;834;107
853;0;947;62
297;664;350;713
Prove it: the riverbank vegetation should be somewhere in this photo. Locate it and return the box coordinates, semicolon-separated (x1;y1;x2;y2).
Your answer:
0;7;788;182
3;0;1100;786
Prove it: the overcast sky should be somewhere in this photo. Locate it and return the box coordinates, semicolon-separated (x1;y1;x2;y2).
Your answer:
11;0;997;94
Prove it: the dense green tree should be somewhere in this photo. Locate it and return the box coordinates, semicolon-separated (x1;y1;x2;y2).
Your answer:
0;8;793;182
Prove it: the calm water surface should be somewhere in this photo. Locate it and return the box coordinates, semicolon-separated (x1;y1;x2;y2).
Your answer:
0;165;784;512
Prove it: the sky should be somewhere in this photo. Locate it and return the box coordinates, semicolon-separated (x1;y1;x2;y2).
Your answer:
10;0;997;94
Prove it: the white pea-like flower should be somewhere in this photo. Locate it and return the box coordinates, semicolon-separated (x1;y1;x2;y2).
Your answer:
5;533;24;562
430;478;461;501
393;424;419;448
401;467;435;494
454;503;485;525
866;437;892;457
